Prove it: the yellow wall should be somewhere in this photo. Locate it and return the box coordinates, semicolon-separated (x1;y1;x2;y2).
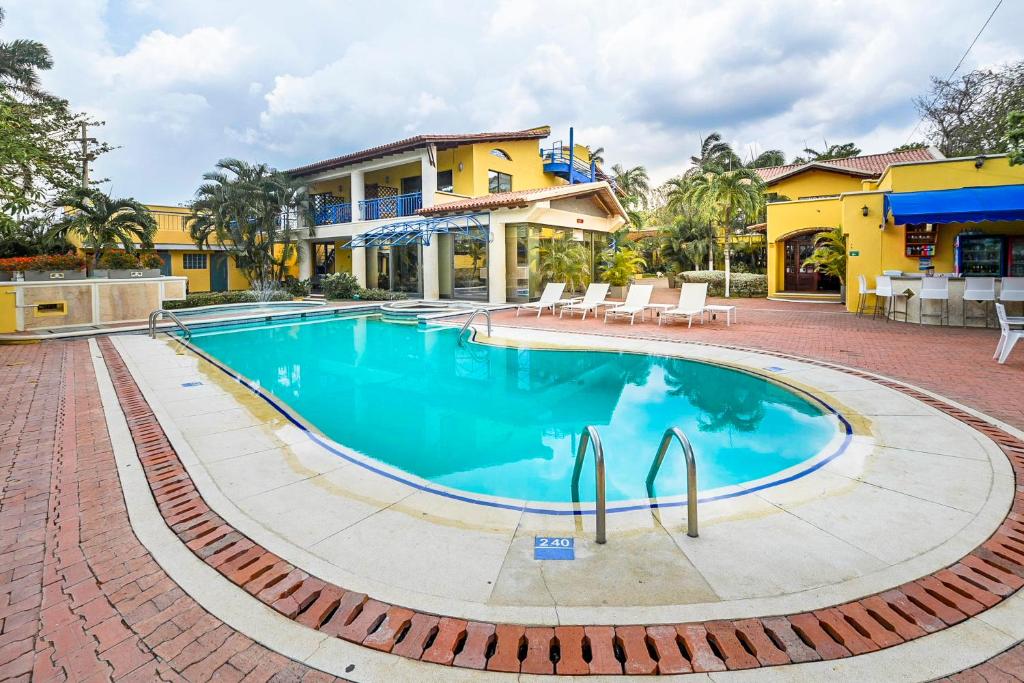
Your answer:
871;156;1023;193
765;198;843;296
0;285;16;333
768;169;866;200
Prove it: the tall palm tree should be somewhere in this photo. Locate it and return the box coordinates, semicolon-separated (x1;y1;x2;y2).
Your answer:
659;216;716;273
687;132;742;177
50;189;156;267
663;177;715;270
747;149;786;168
189;158;309;285
611;163;650;229
586;145;605;166
681;167;764;297
0;8;53;92
792;141;861;163
536;237;590;292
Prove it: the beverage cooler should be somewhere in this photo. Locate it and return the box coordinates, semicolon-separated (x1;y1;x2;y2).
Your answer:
1009;237;1024;277
955;234;1006;277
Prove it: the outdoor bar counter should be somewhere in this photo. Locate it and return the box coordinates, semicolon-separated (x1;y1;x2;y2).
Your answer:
888;275;1021;325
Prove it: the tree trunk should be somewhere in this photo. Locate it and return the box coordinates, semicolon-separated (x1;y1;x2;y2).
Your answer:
724;235;731;298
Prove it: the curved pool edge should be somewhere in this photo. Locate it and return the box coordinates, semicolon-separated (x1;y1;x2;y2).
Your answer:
170;324;856;516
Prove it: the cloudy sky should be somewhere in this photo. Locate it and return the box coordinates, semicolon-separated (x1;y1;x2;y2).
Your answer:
5;0;1022;204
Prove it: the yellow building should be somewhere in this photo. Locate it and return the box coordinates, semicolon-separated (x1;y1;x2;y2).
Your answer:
288;126;626;302
758;150;1024;314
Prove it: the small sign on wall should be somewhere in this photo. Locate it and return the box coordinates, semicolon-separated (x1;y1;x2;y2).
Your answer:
848;250;860;256
918;257;933;270
534;536;574;560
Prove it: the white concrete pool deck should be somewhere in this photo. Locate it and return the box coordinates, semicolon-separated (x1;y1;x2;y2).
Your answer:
111;326;1014;628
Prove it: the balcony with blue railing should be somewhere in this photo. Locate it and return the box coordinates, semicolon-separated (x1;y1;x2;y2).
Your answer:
312;198;352;226
359;191;422;221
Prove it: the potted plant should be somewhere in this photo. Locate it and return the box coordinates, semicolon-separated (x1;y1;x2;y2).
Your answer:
0;257;33;281
599;247;646;298
21;253;87;281
99;251;143;279
802;226;848;303
138;251;165;277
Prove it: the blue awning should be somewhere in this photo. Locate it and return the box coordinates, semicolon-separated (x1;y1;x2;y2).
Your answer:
339;213;490;249
884;184;1024;225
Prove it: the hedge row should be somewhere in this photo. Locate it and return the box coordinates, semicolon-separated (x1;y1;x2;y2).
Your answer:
163;290;292;309
676;270;767;297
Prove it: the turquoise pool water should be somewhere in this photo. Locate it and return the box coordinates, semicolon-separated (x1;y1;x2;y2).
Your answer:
187;315;840;504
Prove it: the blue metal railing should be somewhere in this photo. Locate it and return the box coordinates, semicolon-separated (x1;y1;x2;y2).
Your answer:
359;191;422;221
313;201;352;226
541;140;597;183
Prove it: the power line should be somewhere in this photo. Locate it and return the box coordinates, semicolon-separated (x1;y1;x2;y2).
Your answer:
903;0;1002;145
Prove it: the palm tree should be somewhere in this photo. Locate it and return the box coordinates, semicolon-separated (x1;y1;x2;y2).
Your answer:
586;146;605;166
681;167;765;297
687;132;742;177
801;226;847;296
599;246;646;287
663;177;715;270
792;141;861;163
50;188;156;267
611;163;650;229
659;216;716;273
536;237;590;293
0;8;53;92
747;149;786;168
189;158;309;285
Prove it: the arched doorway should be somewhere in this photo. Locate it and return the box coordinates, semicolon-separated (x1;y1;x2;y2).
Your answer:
782;232;840;293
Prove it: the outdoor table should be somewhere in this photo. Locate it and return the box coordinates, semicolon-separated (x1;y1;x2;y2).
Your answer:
645;303;673;320
704;304;737;326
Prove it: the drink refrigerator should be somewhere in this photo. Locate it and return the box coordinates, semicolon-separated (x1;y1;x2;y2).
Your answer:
955;234;1006;277
1009;237;1024;277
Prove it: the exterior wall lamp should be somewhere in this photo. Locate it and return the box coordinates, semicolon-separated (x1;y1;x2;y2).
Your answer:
457;162;464;172
861;205;869;217
974;156;985;169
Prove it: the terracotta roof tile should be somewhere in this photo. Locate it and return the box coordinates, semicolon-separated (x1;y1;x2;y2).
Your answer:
417;181;627;220
286;126;551;177
755;148;937;183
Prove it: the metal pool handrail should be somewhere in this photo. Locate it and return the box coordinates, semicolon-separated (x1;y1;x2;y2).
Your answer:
148;309;192;353
647;427;699;538
571;425;607;544
457;308;492;346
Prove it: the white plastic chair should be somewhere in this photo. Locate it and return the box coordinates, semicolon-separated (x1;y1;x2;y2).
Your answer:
962;277;996;327
604;285;653;324
918;277;949;326
659;283;708;328
559;283;611;320
1000;277;1024;314
516;282;566;318
856;274;875;316
995;303;1024;364
873;275;907;322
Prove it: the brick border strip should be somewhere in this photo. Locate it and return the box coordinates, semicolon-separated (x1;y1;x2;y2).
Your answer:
97;337;1024;676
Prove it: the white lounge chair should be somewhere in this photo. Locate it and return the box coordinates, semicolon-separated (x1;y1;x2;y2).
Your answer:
604;285;653;325
559;283;611;320
659;283;708;328
995;303;1024;364
516;282;566;318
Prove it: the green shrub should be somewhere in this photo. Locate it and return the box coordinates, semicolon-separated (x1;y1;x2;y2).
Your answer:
320;272;359;299
162;290;290;309
98;251;139;269
355;287;406;301
283;276;312;298
677;270;767;297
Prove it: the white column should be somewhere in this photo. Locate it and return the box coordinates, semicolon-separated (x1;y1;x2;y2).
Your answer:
350;169;365;223
419;147;439;300
487;218;507;304
352;246;366;287
366;247;379;288
298;239;313;280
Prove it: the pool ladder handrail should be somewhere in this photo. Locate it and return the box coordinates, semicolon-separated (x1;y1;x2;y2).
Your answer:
647;427;699;538
571;425;607;544
148;309;192;353
457;308;492;346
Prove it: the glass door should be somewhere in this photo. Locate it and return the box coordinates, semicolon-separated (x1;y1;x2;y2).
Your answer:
1008;237;1024;277
453;229;488;301
391;244;421;296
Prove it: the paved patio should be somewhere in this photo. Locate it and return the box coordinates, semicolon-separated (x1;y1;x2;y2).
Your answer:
1;297;1022;681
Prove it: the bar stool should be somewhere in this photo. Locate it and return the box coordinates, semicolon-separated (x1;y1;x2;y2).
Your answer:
962;277;995;327
994;303;1024;364
1000;277;1024;317
919;277;949;326
856;274;875;316
873;276;908;322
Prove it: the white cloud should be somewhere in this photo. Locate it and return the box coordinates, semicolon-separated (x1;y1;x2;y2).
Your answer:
100;27;252;89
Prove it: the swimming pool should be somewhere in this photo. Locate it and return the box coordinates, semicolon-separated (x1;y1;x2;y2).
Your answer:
186;315;846;507
171;302;324;318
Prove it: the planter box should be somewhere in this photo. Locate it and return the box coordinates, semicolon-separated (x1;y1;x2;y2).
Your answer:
0;271;11;282
88;269;109;279
108;268;161;279
24;270;86;282
608;285;627;298
634;276;671;289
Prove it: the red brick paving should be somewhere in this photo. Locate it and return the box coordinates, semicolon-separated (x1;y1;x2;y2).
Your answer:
3;297;1024;680
0;341;343;681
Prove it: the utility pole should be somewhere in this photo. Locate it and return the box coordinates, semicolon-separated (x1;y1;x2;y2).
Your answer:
80;122;97;189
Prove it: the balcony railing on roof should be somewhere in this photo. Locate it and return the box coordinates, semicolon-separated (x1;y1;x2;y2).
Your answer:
313;200;352;226
360;191;422;221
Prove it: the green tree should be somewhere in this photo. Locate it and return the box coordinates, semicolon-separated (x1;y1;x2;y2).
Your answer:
791;141;861;163
599;246;646;287
659;215;716;274
0;7;53;93
1007;111;1024;166
50;188;156;267
664;177;716;270
585;145;605;166
535;236;590;292
916;61;1024;157
0;212;72;257
680;167;765;297
188;158;310;286
891;142;928;152
611;163;650;229
687;132;742;176
746;149;786;168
